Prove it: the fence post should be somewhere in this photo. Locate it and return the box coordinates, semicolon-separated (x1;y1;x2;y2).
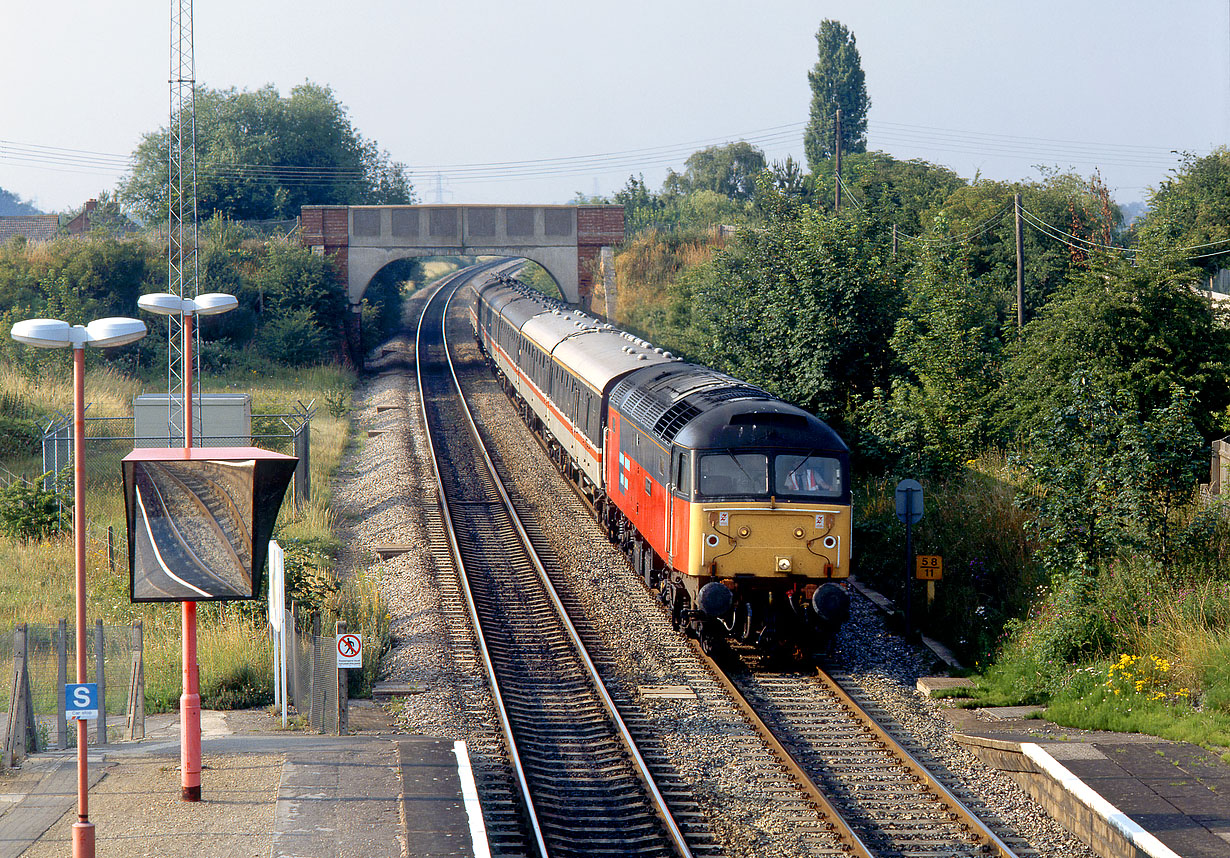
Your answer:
4;624;38;766
293;419;311;509
309;613;322;732
287;601;299;714
126;621;144;740
95;619;106;745
57;618;68;748
107;526;116;576
335;620;348;736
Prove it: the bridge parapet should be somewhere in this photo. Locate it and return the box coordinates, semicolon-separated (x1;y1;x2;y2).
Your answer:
301;203;624;365
301;204;623;307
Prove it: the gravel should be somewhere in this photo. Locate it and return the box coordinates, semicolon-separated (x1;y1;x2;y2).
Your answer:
328;284;1097;858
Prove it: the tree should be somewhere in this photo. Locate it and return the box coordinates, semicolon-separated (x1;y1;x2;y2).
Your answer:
1020;379;1204;576
999;251;1230;440
120;82;414;222
808;151;964;236
684;179;903;422
614;174;664;234
0;187;39;216
803;20;870;170
927;172;1122;320
870;232;1002;473
253;241;347;360
1136;148;1230;277
677;142;766;202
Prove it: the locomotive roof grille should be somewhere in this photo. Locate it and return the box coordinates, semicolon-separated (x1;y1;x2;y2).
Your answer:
654;401;702;443
620;385;660;429
699;385;773;405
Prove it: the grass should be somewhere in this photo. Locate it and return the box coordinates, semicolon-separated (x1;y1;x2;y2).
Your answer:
0;351;390;716
934;569;1230;753
853;452;1043;661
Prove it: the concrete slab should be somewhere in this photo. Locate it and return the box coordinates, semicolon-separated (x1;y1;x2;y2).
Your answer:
271;744;403;858
952;721;1230;858
980;705;1046;720
915;676;975;696
2;710;488;858
399;739;487;858
0;756;109;858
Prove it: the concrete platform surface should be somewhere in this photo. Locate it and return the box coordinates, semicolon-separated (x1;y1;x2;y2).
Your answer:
930;688;1230;858
0;708;488;858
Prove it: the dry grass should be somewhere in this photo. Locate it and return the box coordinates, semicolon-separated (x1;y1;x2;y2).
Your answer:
0;361;143;419
0;356;357;712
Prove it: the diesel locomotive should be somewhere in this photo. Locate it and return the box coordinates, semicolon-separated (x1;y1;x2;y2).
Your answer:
469;275;851;654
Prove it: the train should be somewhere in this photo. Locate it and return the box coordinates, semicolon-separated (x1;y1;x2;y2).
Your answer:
468;274;852;655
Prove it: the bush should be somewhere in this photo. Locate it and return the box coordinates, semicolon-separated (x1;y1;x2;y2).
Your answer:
0;476;63;542
852;455;1042;661
255;308;331;367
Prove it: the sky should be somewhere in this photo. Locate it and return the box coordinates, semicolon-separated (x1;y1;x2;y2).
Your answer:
2;1;1228;213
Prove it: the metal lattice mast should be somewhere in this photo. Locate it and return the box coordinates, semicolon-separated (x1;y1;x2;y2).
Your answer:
167;0;200;446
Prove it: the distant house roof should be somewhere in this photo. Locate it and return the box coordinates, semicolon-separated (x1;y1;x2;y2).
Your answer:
0;215;59;244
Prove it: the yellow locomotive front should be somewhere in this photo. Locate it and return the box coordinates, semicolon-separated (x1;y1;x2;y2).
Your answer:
662;413;853;654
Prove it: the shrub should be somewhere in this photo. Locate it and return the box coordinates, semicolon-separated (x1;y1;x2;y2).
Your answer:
255;308;330;367
0;476;63;542
852;455;1042;661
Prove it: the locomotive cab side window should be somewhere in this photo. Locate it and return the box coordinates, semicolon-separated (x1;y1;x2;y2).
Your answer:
672;450;692;498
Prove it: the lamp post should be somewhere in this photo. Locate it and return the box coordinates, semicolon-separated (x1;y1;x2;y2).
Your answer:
10;316;147;858
136;292;236;802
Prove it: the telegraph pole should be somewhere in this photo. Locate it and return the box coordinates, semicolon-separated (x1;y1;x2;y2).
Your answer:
1014;193;1025;328
834;109;843;212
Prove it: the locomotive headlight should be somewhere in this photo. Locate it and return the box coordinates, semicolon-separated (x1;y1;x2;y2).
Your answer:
793;527;805;539
738;526;751;539
776;555;792;572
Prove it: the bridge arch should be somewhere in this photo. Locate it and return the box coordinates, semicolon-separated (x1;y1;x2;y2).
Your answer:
301;204;623;307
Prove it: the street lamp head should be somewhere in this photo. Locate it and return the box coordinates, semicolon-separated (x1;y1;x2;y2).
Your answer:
11;318;76;348
85;318;147;348
138;292;237;317
12;317;147;350
137;292;187;316
193;293;239;316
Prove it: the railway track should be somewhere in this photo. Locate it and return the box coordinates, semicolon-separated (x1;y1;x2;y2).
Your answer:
416;269;699;857
713;655;1025;858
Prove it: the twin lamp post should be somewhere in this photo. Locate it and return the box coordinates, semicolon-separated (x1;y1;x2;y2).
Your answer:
10;292;237;858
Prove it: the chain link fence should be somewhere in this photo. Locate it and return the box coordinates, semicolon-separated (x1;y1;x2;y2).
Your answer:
287;611;338;734
2;621;143;765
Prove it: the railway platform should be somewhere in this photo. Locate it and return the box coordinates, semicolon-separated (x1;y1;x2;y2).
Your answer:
920;679;1230;858
0;704;488;858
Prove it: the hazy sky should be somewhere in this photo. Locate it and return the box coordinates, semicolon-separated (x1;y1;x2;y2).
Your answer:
3;1;1227;212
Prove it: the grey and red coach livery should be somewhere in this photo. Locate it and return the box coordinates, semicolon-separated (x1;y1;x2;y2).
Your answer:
470;275;851;653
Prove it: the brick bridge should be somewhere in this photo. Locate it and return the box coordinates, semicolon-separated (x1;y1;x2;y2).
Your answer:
301;204;624;361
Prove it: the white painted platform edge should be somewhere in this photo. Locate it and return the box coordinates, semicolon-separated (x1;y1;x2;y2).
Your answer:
453;739;491;858
1021;742;1182;858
